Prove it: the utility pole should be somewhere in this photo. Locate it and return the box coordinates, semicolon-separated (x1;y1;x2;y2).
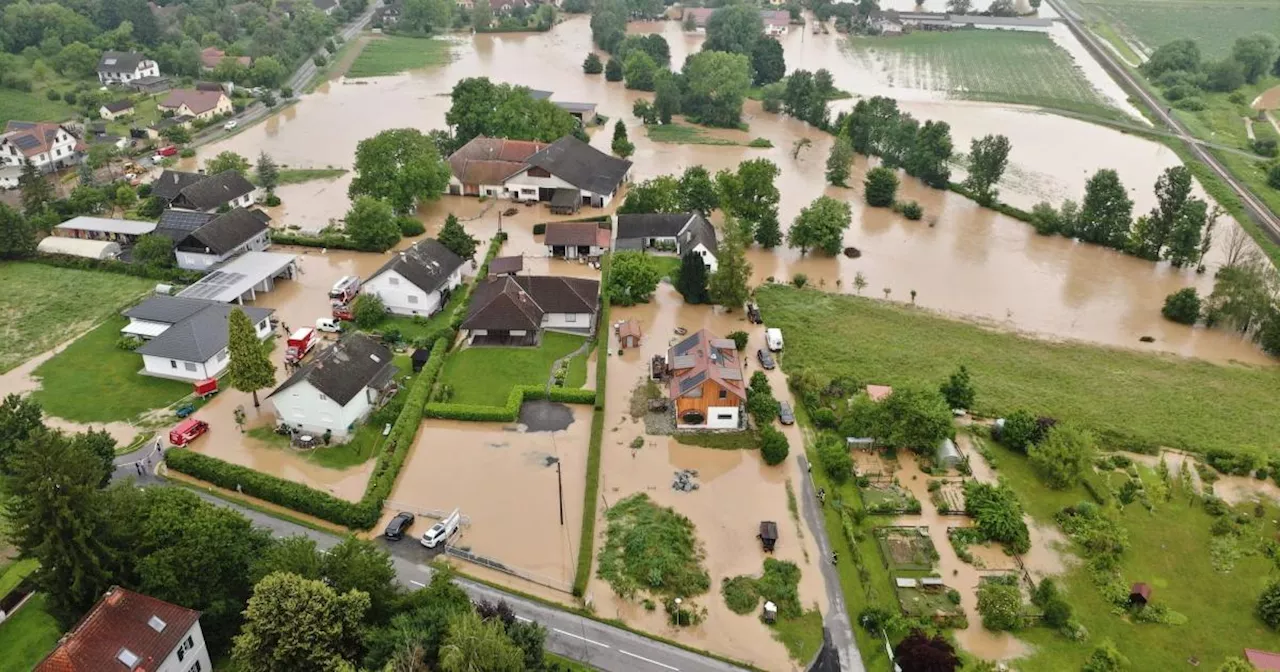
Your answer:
550;456;565;525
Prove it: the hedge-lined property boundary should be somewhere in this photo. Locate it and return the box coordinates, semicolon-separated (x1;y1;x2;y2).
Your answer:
574;253;611;597
424;384;595;421
166;337;448;529
28;253;205;283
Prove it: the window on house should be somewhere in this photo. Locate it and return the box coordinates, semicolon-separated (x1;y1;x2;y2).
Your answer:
716;413;733;420
718;389;727;399
187;661;202;672
407;295;418;304
177;647;185;662
388;277;399;286
170;360;177;368
184;362;197;372
565;313;576;323
186;636;194;649
319;393;327;401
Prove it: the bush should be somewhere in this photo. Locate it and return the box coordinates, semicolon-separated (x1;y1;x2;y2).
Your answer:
1259;581;1280;630
46;89;60;101
811;407;836;429
728;330;749;350
179;148;196;158
63;91;77;104
1173;97;1206;111
977;577;1025;631
864;167;898;207
760;426;789;465
895;200;923;220
116;336;142;351
1254;139;1279;158
817;433;851;484
352;293;386;329
264;194;282;206
314;54;327;66
1162;287;1201;325
1000;409;1038;453
792;273;808;288
1269;163;1280;190
396;216;425;236
28;253;202;284
964;480;1031;554
721;576;758;614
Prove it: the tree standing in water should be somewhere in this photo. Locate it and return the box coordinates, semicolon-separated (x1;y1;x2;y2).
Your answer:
611;120;634;158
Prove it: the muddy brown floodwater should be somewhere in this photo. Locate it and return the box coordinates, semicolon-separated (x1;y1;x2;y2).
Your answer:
586;284;827;671
189;16;1273;365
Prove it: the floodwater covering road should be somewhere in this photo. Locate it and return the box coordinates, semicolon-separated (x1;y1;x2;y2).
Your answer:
190;15;1273;365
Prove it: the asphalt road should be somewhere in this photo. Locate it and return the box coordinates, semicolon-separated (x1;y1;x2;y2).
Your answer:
1047;0;1280;246
796;455;865;672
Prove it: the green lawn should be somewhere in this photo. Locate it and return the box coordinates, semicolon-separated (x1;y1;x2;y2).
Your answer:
0;88;74;126
251;167;349;187
842;31;1126;120
545;654;598;671
1076;0;1280;58
346;35;453;78
376;297;458;345
439;332;588;406
0;263;155;374
770;608;825;664
645;123;768;148
0;593;62;672
0;559;38;599
756;285;1280;455
31;316;191;423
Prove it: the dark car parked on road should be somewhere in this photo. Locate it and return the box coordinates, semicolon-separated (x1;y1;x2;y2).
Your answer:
384;511;415;540
756;348;776;370
778;401;795;425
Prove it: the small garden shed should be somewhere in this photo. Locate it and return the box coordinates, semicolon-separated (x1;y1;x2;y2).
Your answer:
1129;582;1151;606
618;319;642;349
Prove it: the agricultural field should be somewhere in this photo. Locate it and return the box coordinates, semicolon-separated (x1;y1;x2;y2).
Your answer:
842;31;1124;120
0;264;155;374
345;35;453;78
755;285;1280;455
1075;0;1280;59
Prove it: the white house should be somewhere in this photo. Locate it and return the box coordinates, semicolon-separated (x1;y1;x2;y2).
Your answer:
167;170;260;213
615;212;719;273
0;121;83;183
100;99;136;120
35;586;210;672
268;333;398;439
123;295;273;381
172;208;271;271
157;89;232;121
503;136;632;209
761;9;790;35
461;275;600;346
363;238;465;317
543;221;611;259
97;51;161;85
445;136;547;197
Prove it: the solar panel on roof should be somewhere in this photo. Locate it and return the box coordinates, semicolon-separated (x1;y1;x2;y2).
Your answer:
679;371;707;394
13;135;39;149
180;271;247;300
672;334;702;356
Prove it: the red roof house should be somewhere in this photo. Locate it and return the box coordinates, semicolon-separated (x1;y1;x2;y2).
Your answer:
36;586;209;672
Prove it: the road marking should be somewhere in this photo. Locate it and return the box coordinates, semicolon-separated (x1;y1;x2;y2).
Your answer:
515;615;531;623
619;650;679;670
553;628;609;648
409;580;425;587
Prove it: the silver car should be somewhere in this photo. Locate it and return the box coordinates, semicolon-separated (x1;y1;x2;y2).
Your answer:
778;401;795;425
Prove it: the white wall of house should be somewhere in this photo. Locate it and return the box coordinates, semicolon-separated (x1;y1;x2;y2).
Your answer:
764;24;787;35
175;229;269;270
142;352;220;380
546;243;606;259
541;312;594;332
270;379;375;439
363;267;462;317
151;620;211;672
677;404;740;430
0;128;80;172
505;171;577;201
688;242;718;273
99;105;134;120
98;60;159;84
446;175;505;197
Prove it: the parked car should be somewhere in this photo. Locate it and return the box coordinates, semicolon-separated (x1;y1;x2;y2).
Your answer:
756;348;776;370
168;418;209;446
747;302;763;324
315;317;341;333
384;512;415;540
765;327;784;352
421;509;461;549
224;120;238;130
778;401;795;425
157;145;178;157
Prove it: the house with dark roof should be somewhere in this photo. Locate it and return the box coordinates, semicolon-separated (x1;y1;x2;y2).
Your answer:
363;238;466;317
446;136;548;198
615;212;719;272
503;136;632;209
0;121;84;188
543;221;610;259
313;0;340;15
99;99;136;121
666;329;745;429
168;169;260;212
268;333;398;438
36;586;209;672
172;207;271;270
96;51;160;85
461;275;600;346
151;170;207;205
122;295;273;380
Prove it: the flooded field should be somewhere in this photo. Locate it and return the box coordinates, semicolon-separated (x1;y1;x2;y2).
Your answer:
183;16;1272;365
375;413;591;591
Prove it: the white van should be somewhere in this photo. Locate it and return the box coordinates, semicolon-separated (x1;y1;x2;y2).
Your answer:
765;328;784;352
315;317;340;333
421;509;461;549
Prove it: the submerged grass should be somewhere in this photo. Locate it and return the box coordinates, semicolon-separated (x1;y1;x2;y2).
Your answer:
596;493;710;602
645;123;766;148
757;285;1280;455
673;431;761;450
346;35;452;77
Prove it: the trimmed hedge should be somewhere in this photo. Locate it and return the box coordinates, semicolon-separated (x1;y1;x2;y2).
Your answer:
29;253;204;283
270;231;366;251
424;384;594;422
575;253;610;596
947;182;1034;225
166;338;448;529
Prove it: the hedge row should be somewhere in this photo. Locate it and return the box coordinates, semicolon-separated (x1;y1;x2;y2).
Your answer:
270;231;367;251
423;384;594;422
28;253;204;283
947;182;1034;225
575;253;611;596
165;338;448;529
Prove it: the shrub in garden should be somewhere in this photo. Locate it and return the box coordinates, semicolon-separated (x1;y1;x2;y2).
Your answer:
760;425;789;466
1259;580;1280;630
895;200;923;220
792;273;808;288
976;576;1025;631
817;433;851;484
728;330;749;351
397;216;425;236
1000;409;1038;453
1162;287;1201;325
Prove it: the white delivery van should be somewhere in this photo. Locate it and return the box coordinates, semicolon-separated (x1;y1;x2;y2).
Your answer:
421;508;461;549
765;328;784;352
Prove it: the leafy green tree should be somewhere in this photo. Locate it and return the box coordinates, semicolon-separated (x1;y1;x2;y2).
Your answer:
349;128;451;215
681;50;751;128
439;611;524;672
226;307;276;408
904;119;952;189
608;251;661;305
619;175;681;214
1082;641;1129;672
18;160;54;216
816;432;852;484
206;151;251;176
1217;658;1257;672
1028;424;1096;489
1205;58;1245;92
363;568;473;671
583;52;603;74
7;429;117;623
472;0;493;29
704;4;764;56
678;166;718;216
605;57;623;82
1162;287;1201;325
0;393;44;474
133;234;177;270
1000;409;1038;453
683;11;698;31
787;195;851;256
864;166;898;207
754;212;782;249
751;37;785;86
1078;169;1133;248
250;536;324;584
1232;33;1277;84
1261;581;1280;629
0;204;37;260
708;218;753;309
976;580;1024;631
54;42;99;78
825;136;854;187
437;213;479;259
617;34;670;68
232;572;370;672
590;0;627;51
939;365;975;410
257;152;280;193
251;55;286;87
611;119;634;158
878;386;952;450
343;197;401;252
654;73;681;124
623;50;658;91
1141;39;1201;79
783;70;825;127
322;535;400;623
353;293;387;329
747;371;778;426
760;425;789;466
761;81;785;113
1164;198;1212;268
717;158;780;238
964;134;1011;206
72;429;116;487
676;251;710;304
964;481;1030;553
